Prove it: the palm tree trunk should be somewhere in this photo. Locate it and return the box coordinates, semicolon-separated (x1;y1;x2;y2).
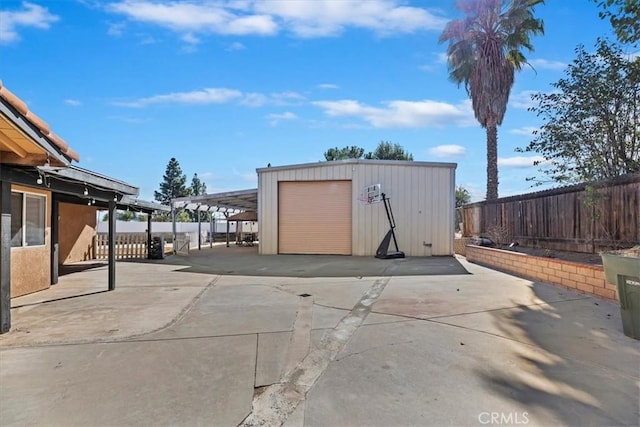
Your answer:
486;125;499;200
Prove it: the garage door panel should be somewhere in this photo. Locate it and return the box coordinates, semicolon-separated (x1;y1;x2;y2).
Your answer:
279;181;351;255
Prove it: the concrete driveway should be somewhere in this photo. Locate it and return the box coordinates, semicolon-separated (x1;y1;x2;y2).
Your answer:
1;254;638;427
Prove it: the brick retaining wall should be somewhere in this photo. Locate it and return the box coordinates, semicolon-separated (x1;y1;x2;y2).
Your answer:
465;245;617;301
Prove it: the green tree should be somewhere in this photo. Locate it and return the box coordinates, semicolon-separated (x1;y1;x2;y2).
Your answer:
439;0;545;200
154;158;191;204
190;173;207;196
189;173;209;222
455;186;471;208
455;186;471;232
154;158;191;222
102;210;143;221
324;146;366;160
519;39;640;184
364;141;413;160
593;0;640;44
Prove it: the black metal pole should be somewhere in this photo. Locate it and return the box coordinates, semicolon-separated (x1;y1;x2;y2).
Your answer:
108;199;116;291
225;212;230;247
209;211;213;248
147;212;152;259
382;193;400;253
0;180;11;333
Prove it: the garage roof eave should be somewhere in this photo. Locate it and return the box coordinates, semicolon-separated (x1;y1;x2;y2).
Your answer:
172;188;258;212
256;159;458;173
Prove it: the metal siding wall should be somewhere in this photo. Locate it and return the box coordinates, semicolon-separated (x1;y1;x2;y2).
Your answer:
351;163;454;256
259;162;454;256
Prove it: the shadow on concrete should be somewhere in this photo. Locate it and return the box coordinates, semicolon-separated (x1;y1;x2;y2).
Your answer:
12;290;111;309
477;282;640;426
59;262;108;276
127;245;469;277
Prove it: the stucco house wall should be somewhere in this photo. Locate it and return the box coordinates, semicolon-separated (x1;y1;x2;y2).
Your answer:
10;184;51;297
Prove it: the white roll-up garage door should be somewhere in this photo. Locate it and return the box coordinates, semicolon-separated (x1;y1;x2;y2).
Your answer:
278;181;352;255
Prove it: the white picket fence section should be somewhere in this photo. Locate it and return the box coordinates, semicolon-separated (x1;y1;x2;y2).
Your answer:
174;234;191;256
95;233;149;260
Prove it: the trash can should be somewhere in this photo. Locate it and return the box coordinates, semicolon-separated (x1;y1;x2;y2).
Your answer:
149;236;165;259
601;253;640;340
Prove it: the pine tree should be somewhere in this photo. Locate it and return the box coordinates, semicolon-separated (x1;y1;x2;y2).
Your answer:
190;173;207;196
154;158;191;205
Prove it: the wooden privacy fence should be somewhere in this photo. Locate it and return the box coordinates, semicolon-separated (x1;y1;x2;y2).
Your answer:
462;174;640;253
95;233;149;260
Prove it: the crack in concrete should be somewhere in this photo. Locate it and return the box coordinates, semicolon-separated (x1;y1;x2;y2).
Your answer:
239;277;391;427
334;340;415;362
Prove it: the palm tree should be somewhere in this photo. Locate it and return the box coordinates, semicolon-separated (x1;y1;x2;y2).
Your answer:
440;0;544;200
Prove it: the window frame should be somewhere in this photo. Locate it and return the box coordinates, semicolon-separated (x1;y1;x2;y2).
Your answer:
10;190;47;249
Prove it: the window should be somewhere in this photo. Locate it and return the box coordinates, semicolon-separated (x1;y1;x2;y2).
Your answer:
10;192;46;247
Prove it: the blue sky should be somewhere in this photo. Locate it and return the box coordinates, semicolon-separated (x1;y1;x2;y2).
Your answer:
0;0;630;202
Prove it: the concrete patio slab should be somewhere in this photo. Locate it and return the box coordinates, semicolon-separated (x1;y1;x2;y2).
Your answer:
1;335;256;427
1;254;638;427
142;245;469;277
305;318;639;427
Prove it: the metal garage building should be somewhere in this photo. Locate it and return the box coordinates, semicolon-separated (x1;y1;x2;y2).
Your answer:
257;160;456;257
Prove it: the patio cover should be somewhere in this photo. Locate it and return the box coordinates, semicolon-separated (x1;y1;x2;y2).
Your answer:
226;211;258;222
172;188;257;213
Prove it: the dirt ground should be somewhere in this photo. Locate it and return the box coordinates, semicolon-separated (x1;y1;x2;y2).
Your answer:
501;245;640;267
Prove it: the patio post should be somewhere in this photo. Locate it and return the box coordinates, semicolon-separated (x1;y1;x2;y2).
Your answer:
0;179;11;333
197;205;201;251
108;199;116;291
147;211;152;259
225;212;230;247
50;194;59;285
209;210;213;248
171;201;177;255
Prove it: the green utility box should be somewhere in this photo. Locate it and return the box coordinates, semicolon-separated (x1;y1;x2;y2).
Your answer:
601;253;640;340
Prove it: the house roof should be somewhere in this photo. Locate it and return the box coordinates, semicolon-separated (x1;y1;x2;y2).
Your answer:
0;81;79;164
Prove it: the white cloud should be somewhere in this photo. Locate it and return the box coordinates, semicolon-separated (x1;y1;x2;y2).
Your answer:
498;156;547;168
510;90;538;110
313;98;474;128
529;58;567;71
226;41;246;51
509;126;538;136
318;83;339;90
181;32;200;45
428;145;466;158
435;52;448;64
107;1;277;35
107;21;126;37
113;88;243;107
254;0;446;37
266;111;297;126
271;91;306;105
239;92;268;107
232;168;257;183
106;0;446;40
113;87;305;108
64;99;82;107
0;2;59;44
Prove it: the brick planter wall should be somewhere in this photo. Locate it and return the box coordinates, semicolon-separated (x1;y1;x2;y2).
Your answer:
465;245;618;301
454;238;471;256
